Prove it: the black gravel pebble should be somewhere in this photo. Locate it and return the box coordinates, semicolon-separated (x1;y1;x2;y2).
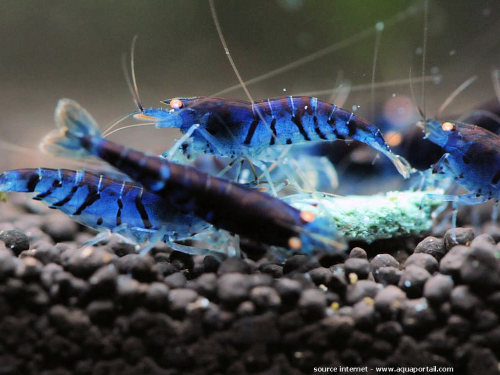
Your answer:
63;246;114;278
24;240;60;264
108;237;137;257
375;321;403;343
450;285;480;315
258;262;283;278
217;257;251;275
41;214;79;243
373;266;402;285
482;222;500;242
398;265;431;298
116;275;146;306
0;229;30;255
283;254;319;274
164;272;187;289
439;245;471;278
168;288;198;316
169;250;194;271
202;255;221;273
423;274;454;304
344;258;371;280
237;300;256;316
192;272;217;299
444;227;475;250
145;282;169;310
467;347;500;375
370;254;399;272
308;267;332;285
447;314;471;339
89;264;118;297
16;256;42;281
349;247;367;259
460;239;500;290
346;280;382;305
374;285;406;316
298;289;326;319
275;278;302;305
401;298;436;333
115;254;158;282
414;236;446;260
87;300;115;325
473;309;498;331
250;286;281;310
217;273;251;307
404;253;438;274
352;298;376;328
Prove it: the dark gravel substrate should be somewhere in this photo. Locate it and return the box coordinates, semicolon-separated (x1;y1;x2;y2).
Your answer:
1;197;500;374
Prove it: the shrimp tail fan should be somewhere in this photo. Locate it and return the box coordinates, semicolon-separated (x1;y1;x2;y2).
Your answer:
39;99;102;159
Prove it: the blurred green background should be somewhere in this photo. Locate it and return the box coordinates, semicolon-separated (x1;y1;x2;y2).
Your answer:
0;0;498;170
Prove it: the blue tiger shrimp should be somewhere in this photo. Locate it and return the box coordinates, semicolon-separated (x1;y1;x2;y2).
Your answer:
134;95;412;180
423;119;500;231
0;167;243;256
40;99;344;255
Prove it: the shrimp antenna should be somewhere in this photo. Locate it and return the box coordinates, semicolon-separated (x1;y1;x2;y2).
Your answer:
208;0;275;142
371;22;384;120
208;0;254;103
212;3;422;97
122;35;144;113
437;75;477;119
102;111;138;138
420;0;429;117
408;65;425;121
492;69;500;105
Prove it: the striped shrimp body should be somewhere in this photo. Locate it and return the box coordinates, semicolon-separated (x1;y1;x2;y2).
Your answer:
41;99;343;255
135;96;412;178
424;119;500;203
0;168;211;249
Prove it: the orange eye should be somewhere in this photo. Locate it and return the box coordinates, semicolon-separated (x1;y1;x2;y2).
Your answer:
300;211;315;223
385;131;403;147
170;99;183;109
288;237;302;250
441;122;455;131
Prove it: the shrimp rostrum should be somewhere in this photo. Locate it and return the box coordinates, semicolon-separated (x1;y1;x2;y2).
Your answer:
40;99;344;256
134;96;412;178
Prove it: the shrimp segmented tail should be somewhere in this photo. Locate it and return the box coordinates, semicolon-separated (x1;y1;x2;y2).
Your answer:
0;167;209;245
40;99;344;254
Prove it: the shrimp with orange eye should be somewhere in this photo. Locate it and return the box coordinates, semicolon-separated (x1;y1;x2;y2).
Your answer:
423;119;500;223
133;96;412;181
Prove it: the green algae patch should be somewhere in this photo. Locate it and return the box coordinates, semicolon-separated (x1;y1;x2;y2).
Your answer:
286;190;445;243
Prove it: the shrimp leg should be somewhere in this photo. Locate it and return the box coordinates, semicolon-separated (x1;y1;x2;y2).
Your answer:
192;114;227;155
164;123;200;160
431;153;453;175
83;226;140;248
253;160;278;196
492;200;499;222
